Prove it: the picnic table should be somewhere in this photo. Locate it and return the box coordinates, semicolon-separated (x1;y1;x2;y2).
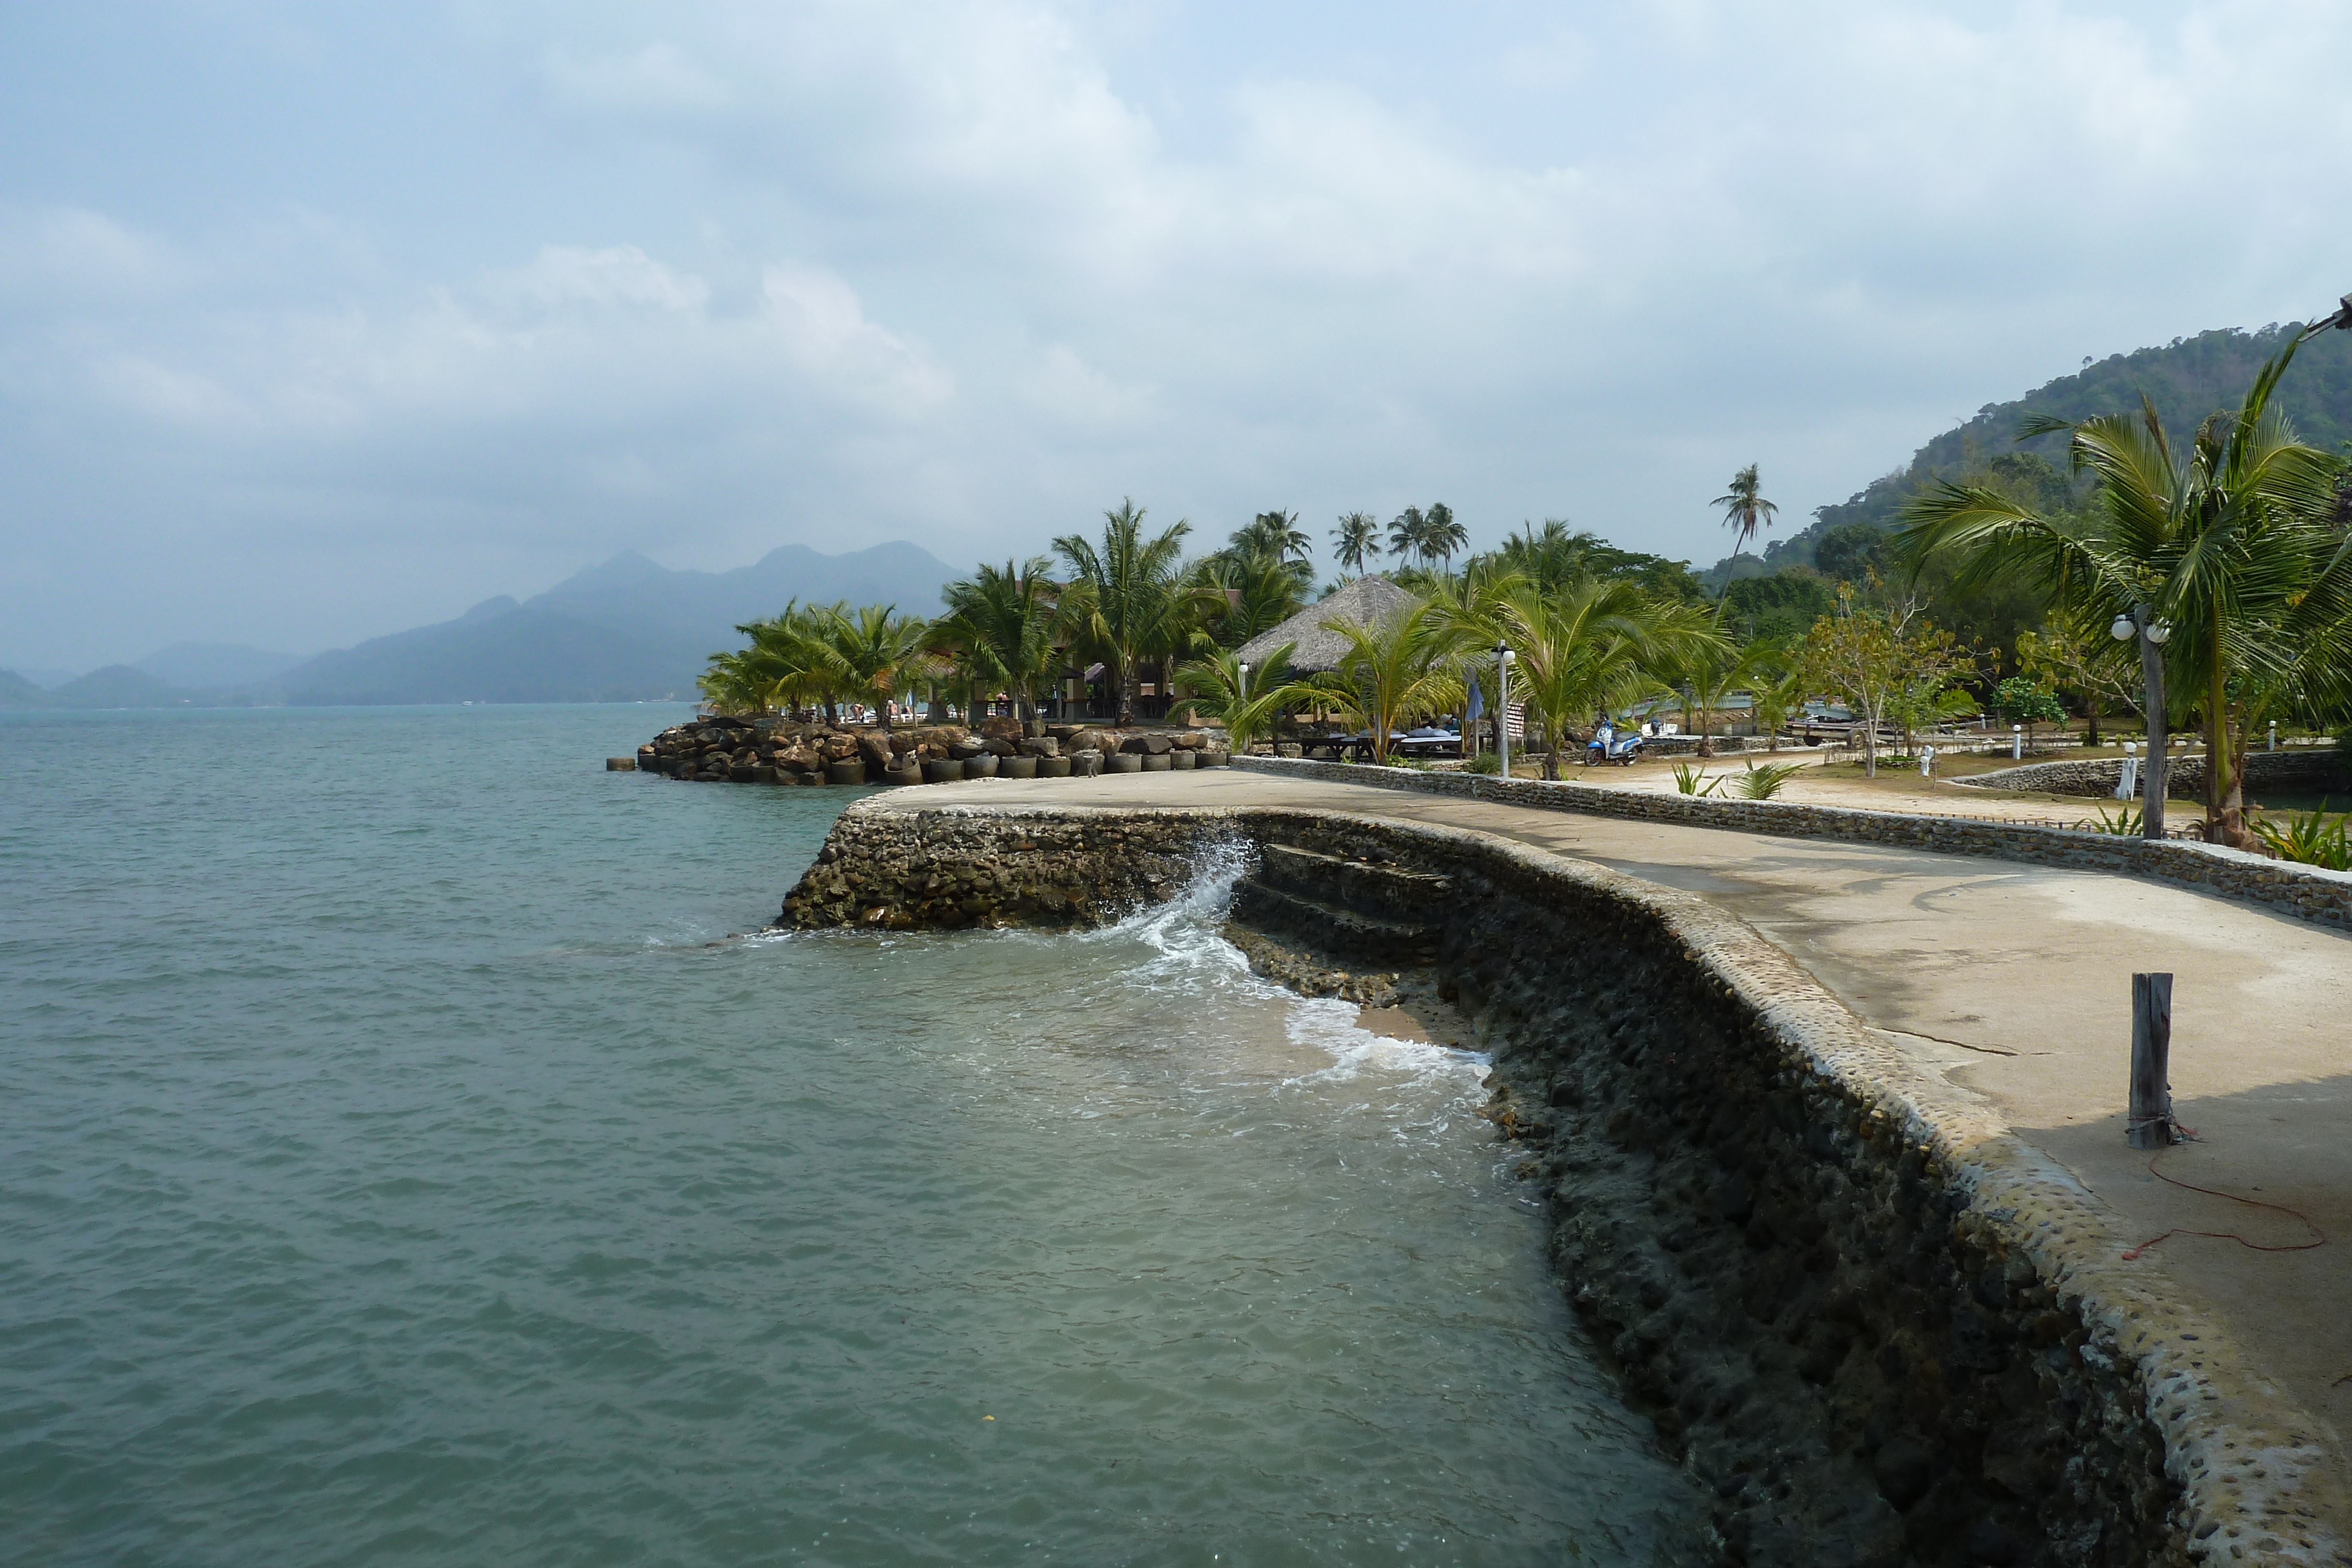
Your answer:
1295;730;1463;761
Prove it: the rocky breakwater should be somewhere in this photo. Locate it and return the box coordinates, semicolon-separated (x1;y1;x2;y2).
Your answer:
777;803;1222;929
634;716;1229;785
779;801;2346;1567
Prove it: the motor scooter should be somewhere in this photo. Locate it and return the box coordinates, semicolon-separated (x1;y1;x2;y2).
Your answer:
1582;723;1646;767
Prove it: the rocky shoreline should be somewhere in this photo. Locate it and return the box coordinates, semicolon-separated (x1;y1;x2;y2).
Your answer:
773;799;2343;1567
627;713;1231;784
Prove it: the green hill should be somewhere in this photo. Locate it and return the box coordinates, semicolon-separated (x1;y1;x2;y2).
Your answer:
40;665;195;708
1715;320;2352;580
0;668;50;708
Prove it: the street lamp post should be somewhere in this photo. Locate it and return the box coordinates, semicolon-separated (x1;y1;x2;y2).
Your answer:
2293;293;2352;345
1494;641;1516;780
2110;606;2172;839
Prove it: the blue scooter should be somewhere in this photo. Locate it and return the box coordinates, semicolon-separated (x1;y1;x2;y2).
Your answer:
1582;722;1646;767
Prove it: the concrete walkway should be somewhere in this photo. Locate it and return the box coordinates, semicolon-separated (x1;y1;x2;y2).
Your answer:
875;767;2352;1487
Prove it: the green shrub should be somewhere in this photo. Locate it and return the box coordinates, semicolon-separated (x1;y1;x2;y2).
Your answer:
1465;751;1502;775
2079;803;2144;836
1733;761;1805;800
1671;762;1725;797
2251;811;2351;870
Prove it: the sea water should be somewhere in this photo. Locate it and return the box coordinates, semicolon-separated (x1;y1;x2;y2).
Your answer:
0;705;1698;1566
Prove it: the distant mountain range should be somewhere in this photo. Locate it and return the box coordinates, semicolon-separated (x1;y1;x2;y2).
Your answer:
1;540;959;708
1705;320;2352;583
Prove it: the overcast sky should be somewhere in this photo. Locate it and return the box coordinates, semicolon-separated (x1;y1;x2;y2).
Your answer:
4;1;2348;669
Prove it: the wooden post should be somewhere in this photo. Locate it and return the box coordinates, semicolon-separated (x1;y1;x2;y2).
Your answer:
2127;972;2174;1148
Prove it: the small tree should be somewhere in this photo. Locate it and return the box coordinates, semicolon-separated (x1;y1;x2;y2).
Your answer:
1311;602;1465;763
1987;676;2067;750
1172;641;1319;751
1745;654;1808;752
1799;587;1969;777
2014;613;2141;746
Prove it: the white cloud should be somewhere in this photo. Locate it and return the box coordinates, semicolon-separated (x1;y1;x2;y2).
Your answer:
4;0;2351;667
0;205;190;302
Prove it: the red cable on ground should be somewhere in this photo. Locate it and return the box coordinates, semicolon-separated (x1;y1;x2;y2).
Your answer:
2121;1139;2328;1261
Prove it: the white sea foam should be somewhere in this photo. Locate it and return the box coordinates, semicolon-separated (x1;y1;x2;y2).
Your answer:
1282;994;1489;1088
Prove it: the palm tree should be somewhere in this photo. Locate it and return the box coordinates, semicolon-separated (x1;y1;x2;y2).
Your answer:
813;603;935;730
937;558;1062;728
1387;506;1429;567
1658;637;1782;754
1716;464;1779;557
1192;551;1306;648
1232;510;1313;571
1311;601;1467;764
1422;560;1528;755
1173;641;1320;752
1896;345;2352;845
1331;512;1382;577
1422;502;1467;571
706;600;838;718
1054;499;1210;725
1495;577;1724;778
1745;652;1809;752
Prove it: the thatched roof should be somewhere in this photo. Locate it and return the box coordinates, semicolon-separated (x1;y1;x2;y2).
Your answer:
1234;574;1422;674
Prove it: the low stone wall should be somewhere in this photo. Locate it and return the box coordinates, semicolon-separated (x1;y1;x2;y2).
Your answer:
780;800;2346;1566
1955;748;2348;801
1232;755;2352;931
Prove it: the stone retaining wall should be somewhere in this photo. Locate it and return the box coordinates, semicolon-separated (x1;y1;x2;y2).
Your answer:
780;800;2345;1565
1232;755;2352;931
1955;748;2348;801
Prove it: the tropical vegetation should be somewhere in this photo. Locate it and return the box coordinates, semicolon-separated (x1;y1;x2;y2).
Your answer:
1896;337;2352;844
690;322;2352;841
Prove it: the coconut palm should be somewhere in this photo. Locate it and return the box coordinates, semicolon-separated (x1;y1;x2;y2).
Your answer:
1387;506;1429;567
1656;637;1785;753
1421;503;1467;571
1193;550;1307;648
1310;600;1467;764
705;600;836;718
1231;510;1314;573
1418;559;1526;750
1716;464;1779;557
937;557;1062;727
1745;653;1810;753
1331;511;1382;576
1173;641;1320;752
1054;499;1212;725
813;603;935;730
1494;578;1724;779
1896;344;2352;844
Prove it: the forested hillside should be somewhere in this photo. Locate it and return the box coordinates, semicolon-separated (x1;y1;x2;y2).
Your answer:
1720;321;2352;579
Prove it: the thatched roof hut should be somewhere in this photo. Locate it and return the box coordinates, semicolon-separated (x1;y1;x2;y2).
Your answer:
1234;574;1422;674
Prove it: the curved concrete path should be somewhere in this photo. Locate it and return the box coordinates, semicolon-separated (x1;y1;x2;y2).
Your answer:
872;767;2352;1498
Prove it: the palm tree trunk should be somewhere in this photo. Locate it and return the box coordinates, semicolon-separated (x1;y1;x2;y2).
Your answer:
1117;657;1138;727
2206;610;2228;841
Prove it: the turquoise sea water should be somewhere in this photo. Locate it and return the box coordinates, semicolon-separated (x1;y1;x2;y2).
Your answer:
0;706;1696;1566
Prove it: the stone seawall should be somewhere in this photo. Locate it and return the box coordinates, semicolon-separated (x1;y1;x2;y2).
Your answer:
1232;755;2352;932
1954;748;2348;801
780;799;2344;1566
